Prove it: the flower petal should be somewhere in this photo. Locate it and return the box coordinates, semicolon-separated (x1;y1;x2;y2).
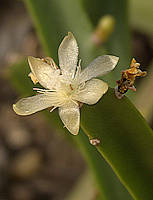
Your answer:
28;56;60;89
59;102;80;135
73;79;108;105
79;55;119;83
28;72;39;84
58;32;78;79
13;94;58;116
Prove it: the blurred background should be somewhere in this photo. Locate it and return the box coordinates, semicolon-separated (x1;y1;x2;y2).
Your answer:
0;0;152;199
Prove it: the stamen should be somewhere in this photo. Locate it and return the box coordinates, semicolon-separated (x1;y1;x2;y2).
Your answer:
79;82;85;90
50;107;57;112
70;84;74;90
33;88;56;92
71;99;79;106
35;91;45;94
73;60;81;80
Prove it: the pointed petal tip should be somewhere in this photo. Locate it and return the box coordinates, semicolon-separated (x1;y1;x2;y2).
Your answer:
68;31;73;36
13;103;21;115
59;103;80;136
13;103;17;113
109;55;119;65
66;32;77;43
28;56;35;64
62;32;74;42
69;128;79;135
13;103;26;116
64;119;80;135
13;104;16;111
67;32;74;38
103;82;109;94
27;55;33;61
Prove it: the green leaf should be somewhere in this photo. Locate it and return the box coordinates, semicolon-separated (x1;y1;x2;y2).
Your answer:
134;63;153;122
129;0;153;35
76;131;133;200
81;88;153;200
81;0;131;85
24;0;95;65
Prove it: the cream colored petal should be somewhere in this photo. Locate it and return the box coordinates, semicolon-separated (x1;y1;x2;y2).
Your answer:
58;32;78;79
28;56;60;89
28;72;39;84
74;79;108;105
79;55;119;83
59;102;80;135
13;94;58;116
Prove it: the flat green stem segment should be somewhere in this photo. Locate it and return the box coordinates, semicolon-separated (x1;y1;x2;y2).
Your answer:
81;88;153;200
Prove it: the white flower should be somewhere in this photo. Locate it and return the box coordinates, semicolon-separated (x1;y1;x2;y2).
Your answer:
13;32;119;135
